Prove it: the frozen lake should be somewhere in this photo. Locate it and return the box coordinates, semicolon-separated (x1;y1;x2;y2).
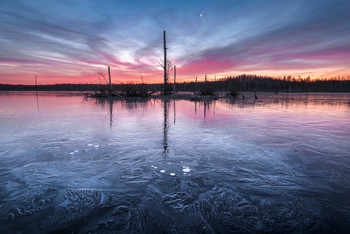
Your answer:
0;91;350;233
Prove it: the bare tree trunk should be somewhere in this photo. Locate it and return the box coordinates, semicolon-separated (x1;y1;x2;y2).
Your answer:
163;31;168;94
195;77;197;95
173;65;176;93
108;66;112;93
214;75;216;95
34;75;38;93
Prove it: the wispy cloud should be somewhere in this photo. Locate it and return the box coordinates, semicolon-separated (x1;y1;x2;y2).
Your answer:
0;0;349;84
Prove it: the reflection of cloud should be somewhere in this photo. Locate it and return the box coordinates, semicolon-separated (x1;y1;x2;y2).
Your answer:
0;0;350;84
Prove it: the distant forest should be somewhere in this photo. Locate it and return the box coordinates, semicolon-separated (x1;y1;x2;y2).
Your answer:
1;74;350;93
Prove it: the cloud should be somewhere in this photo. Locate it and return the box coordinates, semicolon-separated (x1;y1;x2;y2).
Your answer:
0;0;350;84
177;0;350;77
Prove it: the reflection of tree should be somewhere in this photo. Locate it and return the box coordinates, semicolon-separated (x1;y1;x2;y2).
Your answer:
223;93;349;108
194;100;215;119
162;99;169;157
35;91;40;111
173;100;176;124
34;75;40;111
203;100;214;119
91;98;115;128
195;100;197;114
109;99;113;128
125;100;148;111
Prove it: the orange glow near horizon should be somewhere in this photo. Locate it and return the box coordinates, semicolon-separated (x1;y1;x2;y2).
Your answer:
1;57;350;85
1;68;349;85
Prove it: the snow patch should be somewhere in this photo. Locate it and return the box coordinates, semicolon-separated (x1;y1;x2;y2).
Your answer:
182;166;191;173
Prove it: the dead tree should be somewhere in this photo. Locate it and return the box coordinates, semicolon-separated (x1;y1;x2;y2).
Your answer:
108;66;112;93
195;77;197;95
138;71;144;84
173;65;176;93
97;68;108;84
163;30;168;94
158;59;172;92
97;66;112;94
34;75;38;93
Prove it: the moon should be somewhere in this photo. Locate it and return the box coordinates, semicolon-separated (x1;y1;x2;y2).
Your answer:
200;13;203;17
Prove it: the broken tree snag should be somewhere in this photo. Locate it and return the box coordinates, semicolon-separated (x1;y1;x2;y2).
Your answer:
108;66;112;93
174;65;176;93
163;30;168;94
195;77;197;95
34;75;38;92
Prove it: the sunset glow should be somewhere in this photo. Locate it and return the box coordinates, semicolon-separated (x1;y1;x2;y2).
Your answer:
1;0;350;84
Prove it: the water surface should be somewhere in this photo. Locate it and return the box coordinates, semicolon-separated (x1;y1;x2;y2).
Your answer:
0;92;349;233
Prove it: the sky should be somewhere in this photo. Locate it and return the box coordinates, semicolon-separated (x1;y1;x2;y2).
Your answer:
0;0;350;84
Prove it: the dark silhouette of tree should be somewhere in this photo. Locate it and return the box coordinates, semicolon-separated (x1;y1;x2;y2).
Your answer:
163;30;168;94
1;75;349;93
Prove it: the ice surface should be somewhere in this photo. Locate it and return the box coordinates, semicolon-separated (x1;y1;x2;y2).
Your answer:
0;92;350;233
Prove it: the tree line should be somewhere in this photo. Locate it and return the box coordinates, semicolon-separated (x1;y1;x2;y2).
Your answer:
1;74;349;93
